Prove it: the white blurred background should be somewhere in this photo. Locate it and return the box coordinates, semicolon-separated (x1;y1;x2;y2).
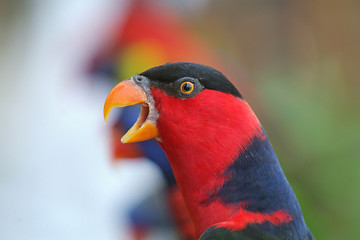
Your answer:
0;1;166;239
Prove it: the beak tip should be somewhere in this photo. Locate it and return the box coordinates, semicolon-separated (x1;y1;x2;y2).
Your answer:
120;136;128;143
103;111;108;124
103;103;112;124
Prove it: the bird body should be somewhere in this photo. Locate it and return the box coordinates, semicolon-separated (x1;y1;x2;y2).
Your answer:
104;62;314;239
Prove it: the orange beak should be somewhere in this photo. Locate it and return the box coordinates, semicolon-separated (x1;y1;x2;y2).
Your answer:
103;80;159;143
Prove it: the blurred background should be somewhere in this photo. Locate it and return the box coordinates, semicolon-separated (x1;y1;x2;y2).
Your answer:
1;0;359;239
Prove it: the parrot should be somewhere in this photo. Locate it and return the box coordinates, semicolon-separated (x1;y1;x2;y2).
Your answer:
103;62;314;240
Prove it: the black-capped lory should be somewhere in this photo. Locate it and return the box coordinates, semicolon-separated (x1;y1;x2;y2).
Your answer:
103;62;314;240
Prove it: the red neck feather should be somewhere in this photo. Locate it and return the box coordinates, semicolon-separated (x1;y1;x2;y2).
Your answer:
152;88;263;237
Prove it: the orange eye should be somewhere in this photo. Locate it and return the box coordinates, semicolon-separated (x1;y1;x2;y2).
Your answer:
180;81;194;94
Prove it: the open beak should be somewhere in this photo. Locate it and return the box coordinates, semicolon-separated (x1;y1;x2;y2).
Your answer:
103;79;158;143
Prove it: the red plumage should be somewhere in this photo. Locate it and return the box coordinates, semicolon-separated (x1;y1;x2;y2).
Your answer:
152;87;265;237
214;208;292;231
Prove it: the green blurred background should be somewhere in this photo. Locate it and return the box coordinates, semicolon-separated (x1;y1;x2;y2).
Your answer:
190;1;360;239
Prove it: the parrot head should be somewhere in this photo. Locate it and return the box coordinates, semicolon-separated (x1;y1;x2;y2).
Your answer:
104;62;261;147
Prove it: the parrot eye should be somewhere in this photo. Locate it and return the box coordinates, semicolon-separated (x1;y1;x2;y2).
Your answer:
180;81;194;94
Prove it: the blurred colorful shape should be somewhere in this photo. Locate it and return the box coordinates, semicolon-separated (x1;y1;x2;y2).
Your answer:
90;0;231;239
91;0;223;80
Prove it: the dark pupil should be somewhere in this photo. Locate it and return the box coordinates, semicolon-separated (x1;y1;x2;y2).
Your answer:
182;82;192;92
